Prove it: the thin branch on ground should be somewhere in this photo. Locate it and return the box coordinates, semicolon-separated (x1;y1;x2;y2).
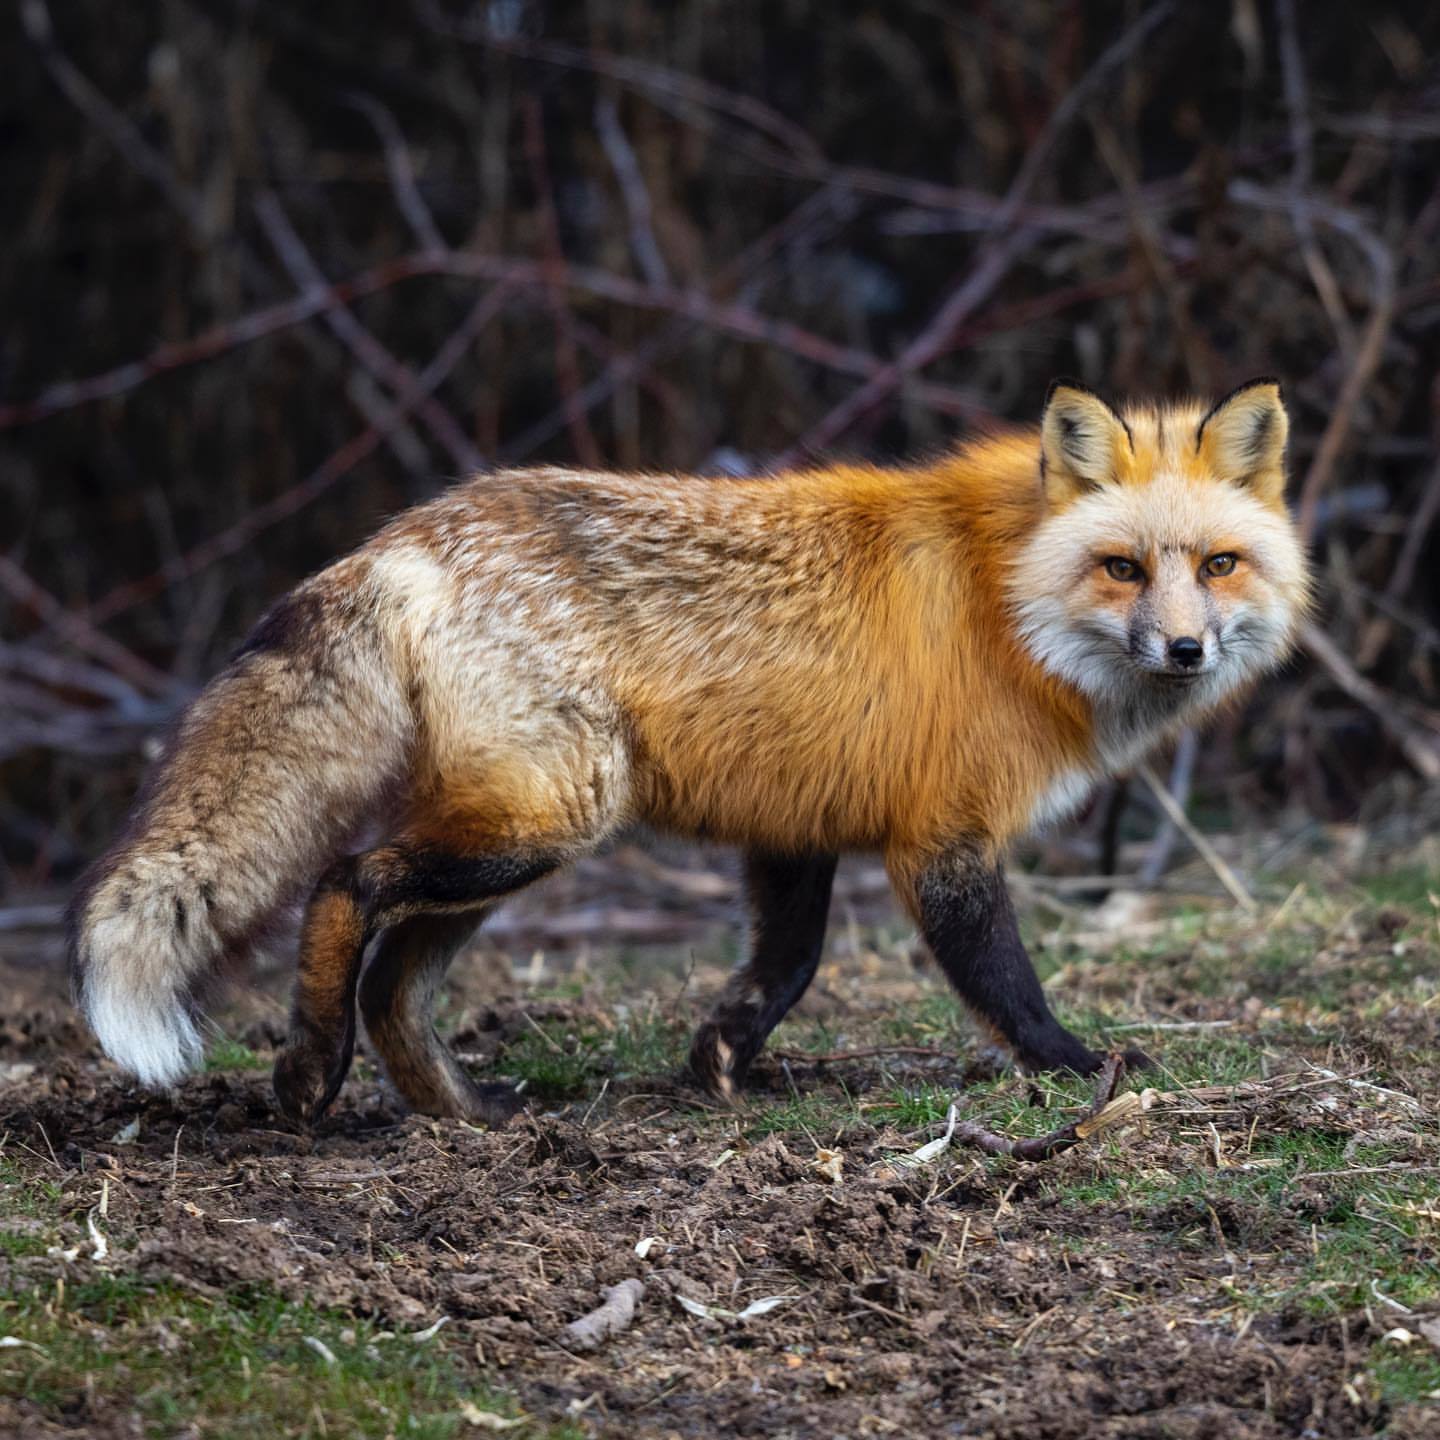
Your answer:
950;1053;1129;1163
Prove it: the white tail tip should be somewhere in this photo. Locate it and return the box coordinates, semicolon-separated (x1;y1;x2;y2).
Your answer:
84;976;205;1088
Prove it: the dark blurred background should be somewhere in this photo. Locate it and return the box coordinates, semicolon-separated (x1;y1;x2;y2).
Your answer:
2;0;1439;892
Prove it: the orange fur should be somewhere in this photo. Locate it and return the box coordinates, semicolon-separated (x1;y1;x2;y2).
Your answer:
605;448;1097;857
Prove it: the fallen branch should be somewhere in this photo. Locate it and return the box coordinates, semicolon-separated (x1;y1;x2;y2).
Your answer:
562;1278;645;1351
951;1053;1128;1163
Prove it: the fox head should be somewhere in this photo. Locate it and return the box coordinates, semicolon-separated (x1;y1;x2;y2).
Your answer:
1009;378;1310;736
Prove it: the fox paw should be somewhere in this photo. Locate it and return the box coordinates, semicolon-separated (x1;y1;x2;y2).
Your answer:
689;1023;748;1104
273;1038;349;1126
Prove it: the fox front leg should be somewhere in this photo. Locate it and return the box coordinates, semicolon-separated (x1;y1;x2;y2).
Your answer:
690;851;838;1100
896;845;1143;1076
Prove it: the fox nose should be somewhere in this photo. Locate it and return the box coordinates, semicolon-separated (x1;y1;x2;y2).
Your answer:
1168;636;1204;669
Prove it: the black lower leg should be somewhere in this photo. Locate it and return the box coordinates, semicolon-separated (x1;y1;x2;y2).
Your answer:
691;850;837;1097
911;847;1112;1075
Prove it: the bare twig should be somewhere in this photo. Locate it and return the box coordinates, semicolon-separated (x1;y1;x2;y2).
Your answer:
1229;181;1398;544
562;1278;645;1351
498;187;848;461
1140;728;1199;885
520;96;602;468
0;284;406;430
254;191;484;476
595;95;670;289
345;93;446;252
1301;622;1440;779
1355;450;1440;667
0;557;177;698
83;285;511;626
20;0;204;234
951;1054;1129;1163
1275;0;1357;356
418;3;824;165
778;0;1176;462
0;244;990;438
1139;762;1257;911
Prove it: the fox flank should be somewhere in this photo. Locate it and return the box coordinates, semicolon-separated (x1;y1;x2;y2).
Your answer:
68;379;1309;1122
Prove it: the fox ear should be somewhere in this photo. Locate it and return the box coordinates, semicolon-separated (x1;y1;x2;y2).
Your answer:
1040;379;1132;503
1197;378;1288;502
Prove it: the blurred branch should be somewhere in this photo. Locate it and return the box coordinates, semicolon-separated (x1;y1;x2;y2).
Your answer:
1355;451;1440;668
1090;119;1208;385
417;1;825;164
1;246;994;435
594;95;670;289
344;93;446;252
0;278;429;430
778;0;1177;462
1275;0;1357;358
1139;728;1199;884
254;190;485;477
0;557;178;698
1301;623;1440;781
19;0;205;235
1139;761;1256;911
497;188;849;461
521;96;602;468
82;284;512;627
1231;182;1398;544
17;0;481;495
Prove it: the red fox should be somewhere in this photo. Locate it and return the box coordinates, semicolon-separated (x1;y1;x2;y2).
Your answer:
68;379;1309;1124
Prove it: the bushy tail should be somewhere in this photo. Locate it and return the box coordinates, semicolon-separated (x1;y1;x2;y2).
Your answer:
67;588;412;1086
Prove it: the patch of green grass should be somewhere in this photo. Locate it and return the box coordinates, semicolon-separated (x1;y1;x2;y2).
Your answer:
875;990;970;1049
1296;1184;1440;1318
0;1158;63;1219
0;1228;48;1258
1139;1030;1267;1089
742;1090;860;1142
766;1015;842;1057
1044;1172;1133;1206
1356;866;1439;916
872;1082;954;1129
204;1035;270;1072
497;1020;603;1100
1035;1119;1438;1323
0;1273;577;1440
1370;1346;1440;1409
608;1007;688;1078
496;1007;689;1100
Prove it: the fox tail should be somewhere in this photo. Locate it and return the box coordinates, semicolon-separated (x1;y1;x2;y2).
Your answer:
67;589;411;1085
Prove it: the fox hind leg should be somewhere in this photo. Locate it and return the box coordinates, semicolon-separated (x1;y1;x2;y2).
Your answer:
273;844;560;1124
271;856;370;1127
358;909;522;1123
690;851;837;1100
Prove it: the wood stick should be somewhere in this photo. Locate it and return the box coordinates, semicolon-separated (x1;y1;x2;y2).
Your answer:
562;1278;645;1351
1301;622;1440;780
1138;764;1256;912
950;1053;1128;1163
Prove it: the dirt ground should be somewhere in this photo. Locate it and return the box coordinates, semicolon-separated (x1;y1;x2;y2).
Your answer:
1;841;1438;1439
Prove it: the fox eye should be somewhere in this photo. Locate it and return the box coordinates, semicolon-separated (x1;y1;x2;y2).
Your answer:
1204;553;1238;577
1103;556;1143;583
